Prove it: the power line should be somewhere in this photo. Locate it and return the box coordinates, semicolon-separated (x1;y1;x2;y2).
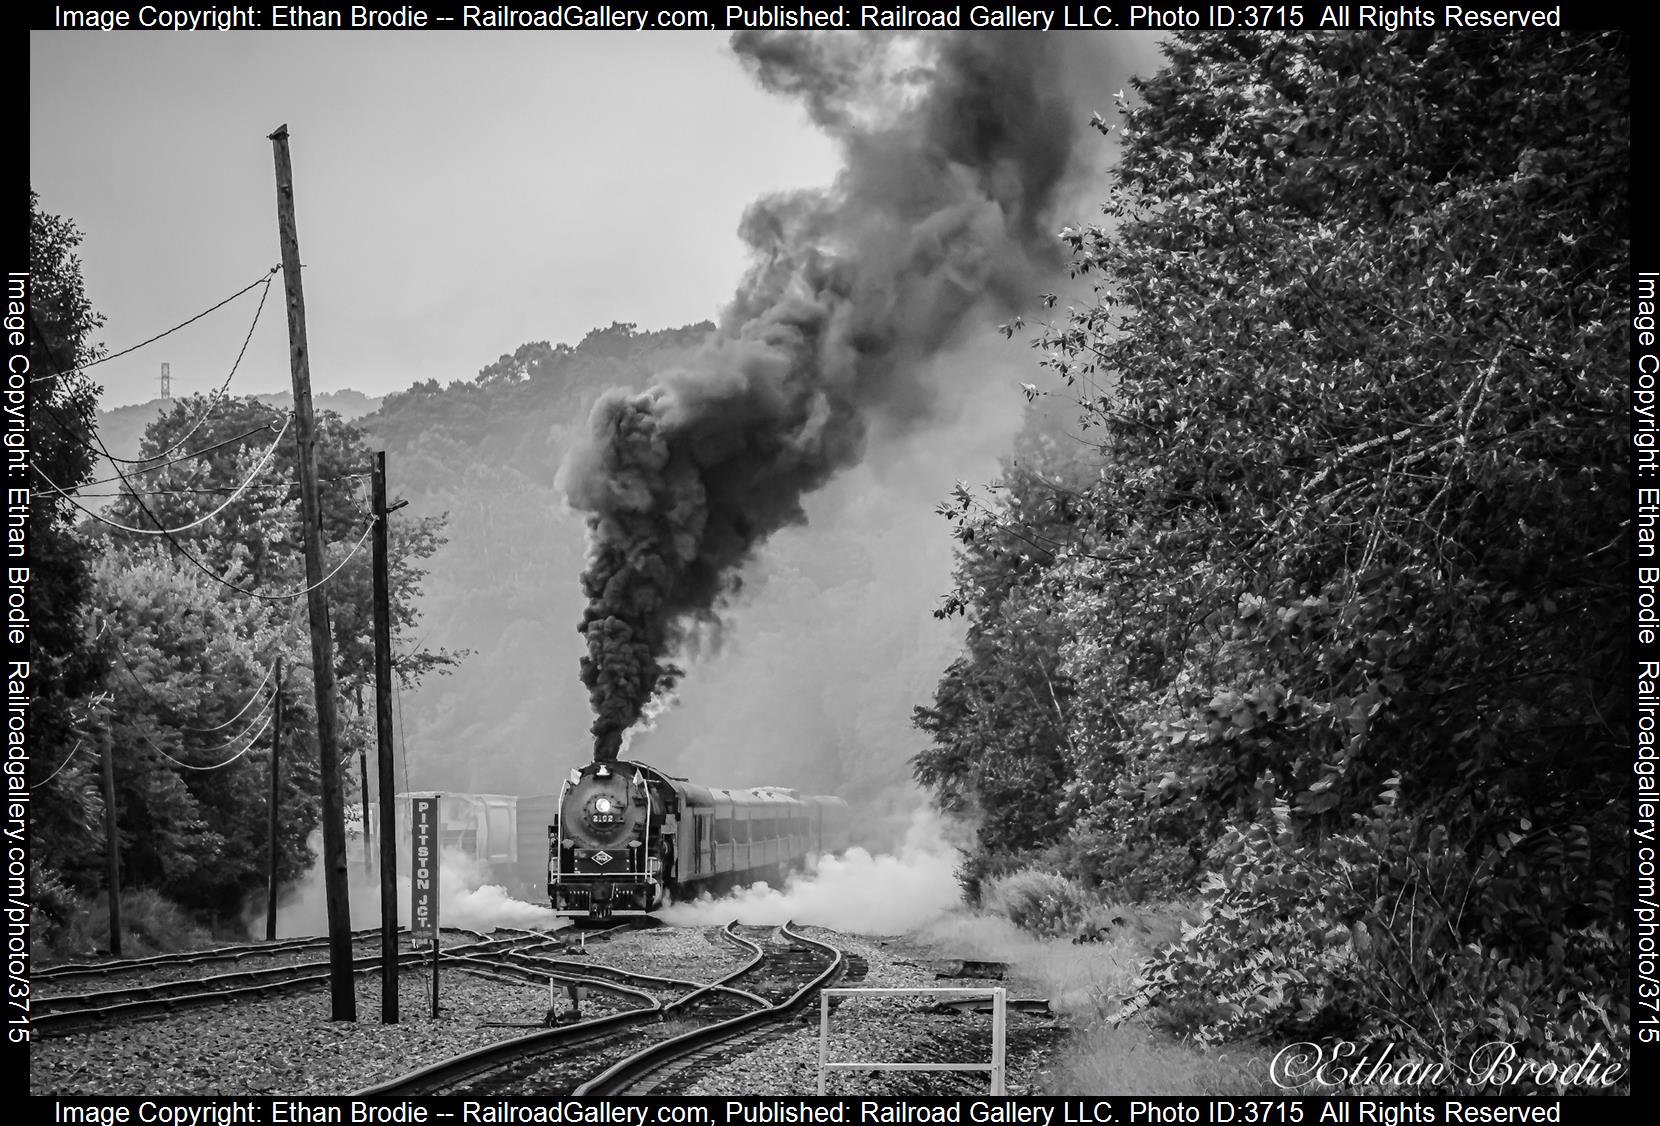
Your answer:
90;270;278;465
134;703;275;772
38;419;286;494
28;266;279;387
30;315;367;604
109;643;280;735
65;486;299;499
35;412;293;535
34;739;87;789
53;467;371;497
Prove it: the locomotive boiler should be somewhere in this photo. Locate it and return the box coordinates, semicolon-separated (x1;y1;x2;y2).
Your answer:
549;760;850;919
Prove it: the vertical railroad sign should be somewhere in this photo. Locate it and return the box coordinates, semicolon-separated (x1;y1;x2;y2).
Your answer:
410;796;438;939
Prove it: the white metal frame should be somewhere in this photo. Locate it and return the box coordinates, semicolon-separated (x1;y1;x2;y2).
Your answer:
817;987;1007;1095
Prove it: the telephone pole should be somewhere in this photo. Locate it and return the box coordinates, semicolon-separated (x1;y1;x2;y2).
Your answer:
100;731;121;958
360;749;373;875
269;124;355;1021
266;657;283;942
373;450;405;1022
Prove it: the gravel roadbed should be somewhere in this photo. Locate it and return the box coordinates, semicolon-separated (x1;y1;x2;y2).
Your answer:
29;925;1060;1096
679;927;1062;1097
30;964;581;1095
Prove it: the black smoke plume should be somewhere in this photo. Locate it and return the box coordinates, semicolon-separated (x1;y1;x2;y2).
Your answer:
564;32;1078;761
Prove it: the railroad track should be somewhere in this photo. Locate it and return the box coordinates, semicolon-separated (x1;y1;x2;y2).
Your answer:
635;950;871;1096
355;921;843;1096
34;925;565;988
33;928;581;1038
35;927;405;981
576;923;843;1095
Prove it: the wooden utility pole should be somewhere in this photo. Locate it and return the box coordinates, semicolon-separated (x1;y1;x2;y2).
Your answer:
373;450;405;1022
266;657;283;941
100;732;121;957
269;124;355;1021
360;749;373;874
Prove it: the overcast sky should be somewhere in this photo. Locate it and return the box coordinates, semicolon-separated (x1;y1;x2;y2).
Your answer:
30;33;858;408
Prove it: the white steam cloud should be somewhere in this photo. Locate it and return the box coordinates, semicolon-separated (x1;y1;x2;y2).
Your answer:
658;808;963;933
249;838;558;938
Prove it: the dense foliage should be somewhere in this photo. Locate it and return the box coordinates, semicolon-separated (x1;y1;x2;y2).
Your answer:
918;31;1628;1077
27;193;113;887
107;396;460;706
37;379;458;924
43;397;462;918
85;549;321;911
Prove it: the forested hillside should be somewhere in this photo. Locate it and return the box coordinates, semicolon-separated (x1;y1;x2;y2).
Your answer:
35;29;1628;1085
358;319;1014;828
915;31;1628;1079
97;389;380;463
356;323;706;790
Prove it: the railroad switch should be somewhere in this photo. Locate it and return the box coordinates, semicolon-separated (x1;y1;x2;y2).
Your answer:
545;980;586;1024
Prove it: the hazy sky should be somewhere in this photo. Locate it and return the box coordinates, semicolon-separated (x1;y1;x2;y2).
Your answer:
30;33;853;407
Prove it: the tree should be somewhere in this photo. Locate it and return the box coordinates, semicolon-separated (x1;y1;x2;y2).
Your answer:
914;404;1092;892
88;547;321;911
106;395;462;708
922;31;1628;1063
27;192;113;888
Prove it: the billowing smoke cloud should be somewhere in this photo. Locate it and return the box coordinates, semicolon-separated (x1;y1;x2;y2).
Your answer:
563;32;1078;760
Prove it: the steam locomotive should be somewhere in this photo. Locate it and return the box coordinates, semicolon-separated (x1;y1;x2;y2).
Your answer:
551;760;850;918
384;762;849;919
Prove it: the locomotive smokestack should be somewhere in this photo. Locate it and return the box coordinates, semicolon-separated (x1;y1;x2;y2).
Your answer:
564;31;1082;762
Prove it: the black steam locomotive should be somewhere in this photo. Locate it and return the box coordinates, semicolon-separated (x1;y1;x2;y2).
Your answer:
381;763;849;919
550;760;850;918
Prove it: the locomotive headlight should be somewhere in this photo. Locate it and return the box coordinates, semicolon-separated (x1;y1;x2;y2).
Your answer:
595;798;613;813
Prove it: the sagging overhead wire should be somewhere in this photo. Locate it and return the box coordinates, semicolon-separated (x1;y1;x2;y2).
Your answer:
33;739;86;789
92;268;279;466
109;642;281;735
112;511;375;604
136;701;276;772
30;322;367;604
37;421;287;495
34;411;293;535
28;266;279;387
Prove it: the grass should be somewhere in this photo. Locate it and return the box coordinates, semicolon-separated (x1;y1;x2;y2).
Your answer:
34;886;215;965
915;879;1273;1095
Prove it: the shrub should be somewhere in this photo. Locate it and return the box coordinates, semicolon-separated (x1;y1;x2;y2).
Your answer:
1125;784;1629;1094
985;869;1110;939
93;887;213;955
38;884;215;961
30;862;95;961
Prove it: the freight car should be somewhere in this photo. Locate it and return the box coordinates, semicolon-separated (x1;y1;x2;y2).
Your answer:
384;791;561;898
550;760;850;919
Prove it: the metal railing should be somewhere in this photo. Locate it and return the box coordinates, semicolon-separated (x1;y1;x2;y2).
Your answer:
816;987;1007;1095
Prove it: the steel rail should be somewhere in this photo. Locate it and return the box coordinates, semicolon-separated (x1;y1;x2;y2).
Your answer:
453;949;772;1009
348;920;768;1096
34;926;428;979
34;931;546;1037
348;990;664;1095
573;920;844;1095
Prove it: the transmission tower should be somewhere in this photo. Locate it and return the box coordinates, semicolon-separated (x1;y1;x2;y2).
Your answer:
159;362;172;400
